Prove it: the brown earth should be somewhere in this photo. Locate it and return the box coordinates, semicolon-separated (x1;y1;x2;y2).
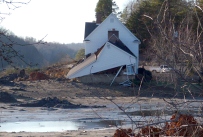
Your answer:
0;63;202;137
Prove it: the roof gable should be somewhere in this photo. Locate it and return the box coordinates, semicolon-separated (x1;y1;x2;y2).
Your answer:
84;13;140;42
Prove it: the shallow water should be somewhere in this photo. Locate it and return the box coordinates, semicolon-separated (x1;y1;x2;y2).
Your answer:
0;119;124;132
0;121;79;132
1;99;202;132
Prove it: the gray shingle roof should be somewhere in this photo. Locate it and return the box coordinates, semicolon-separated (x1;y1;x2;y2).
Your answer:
84;22;98;39
108;36;135;57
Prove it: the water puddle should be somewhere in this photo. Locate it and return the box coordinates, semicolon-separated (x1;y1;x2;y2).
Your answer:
0;121;80;132
0;119;123;132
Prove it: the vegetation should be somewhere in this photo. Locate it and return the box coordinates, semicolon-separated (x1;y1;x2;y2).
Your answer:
75;48;85;61
110;0;203;136
0;28;82;70
0;1;84;70
121;0;202;82
95;0;120;21
123;0;190;52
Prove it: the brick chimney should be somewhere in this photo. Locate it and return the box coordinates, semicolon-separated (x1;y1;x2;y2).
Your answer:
96;12;102;24
108;28;119;42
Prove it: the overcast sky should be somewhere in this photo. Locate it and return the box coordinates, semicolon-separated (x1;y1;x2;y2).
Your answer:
0;0;130;44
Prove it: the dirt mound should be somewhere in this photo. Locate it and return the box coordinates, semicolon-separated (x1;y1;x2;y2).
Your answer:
29;72;49;81
0;92;17;103
44;67;70;79
0;63;72;81
18;97;90;109
28;63;71;80
0;69;28;81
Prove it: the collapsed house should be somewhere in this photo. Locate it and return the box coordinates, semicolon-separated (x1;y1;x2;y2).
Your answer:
67;13;140;85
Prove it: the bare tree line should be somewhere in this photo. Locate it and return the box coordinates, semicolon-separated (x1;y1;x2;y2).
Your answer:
112;1;203;136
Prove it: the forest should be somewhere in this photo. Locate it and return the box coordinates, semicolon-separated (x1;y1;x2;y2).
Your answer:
0;28;84;70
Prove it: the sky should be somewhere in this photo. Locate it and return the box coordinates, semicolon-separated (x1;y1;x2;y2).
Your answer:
0;0;130;44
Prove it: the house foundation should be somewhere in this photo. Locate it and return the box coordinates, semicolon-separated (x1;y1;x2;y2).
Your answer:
77;74;135;85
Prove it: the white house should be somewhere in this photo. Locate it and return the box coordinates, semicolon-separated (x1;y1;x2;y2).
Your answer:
67;13;140;85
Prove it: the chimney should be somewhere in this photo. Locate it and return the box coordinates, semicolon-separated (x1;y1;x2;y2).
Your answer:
108;29;119;39
108;29;119;43
96;12;102;24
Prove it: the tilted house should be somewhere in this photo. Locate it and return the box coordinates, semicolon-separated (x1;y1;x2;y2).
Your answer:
67;13;140;85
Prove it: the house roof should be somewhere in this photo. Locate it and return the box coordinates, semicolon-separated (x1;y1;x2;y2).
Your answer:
109;40;135;57
67;54;97;78
108;35;135;57
66;42;137;79
84;22;98;39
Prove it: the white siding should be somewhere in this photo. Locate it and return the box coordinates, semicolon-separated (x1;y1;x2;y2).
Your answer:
68;42;137;79
84;14;139;58
95;42;136;71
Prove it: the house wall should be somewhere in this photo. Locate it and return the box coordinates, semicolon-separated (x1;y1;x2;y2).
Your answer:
125;41;139;70
84;14;139;59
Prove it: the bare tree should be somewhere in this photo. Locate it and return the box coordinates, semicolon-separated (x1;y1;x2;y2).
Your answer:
0;0;46;70
0;0;31;22
142;1;203;89
111;1;203;136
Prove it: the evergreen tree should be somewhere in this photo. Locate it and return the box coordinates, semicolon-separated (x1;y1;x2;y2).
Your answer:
75;49;85;61
95;0;119;21
123;0;190;51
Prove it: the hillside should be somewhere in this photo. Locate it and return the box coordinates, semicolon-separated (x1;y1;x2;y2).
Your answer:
0;30;84;69
0;34;47;69
33;42;84;65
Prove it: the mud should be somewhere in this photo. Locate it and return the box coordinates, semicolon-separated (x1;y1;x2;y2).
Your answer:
0;91;17;103
15;97;105;109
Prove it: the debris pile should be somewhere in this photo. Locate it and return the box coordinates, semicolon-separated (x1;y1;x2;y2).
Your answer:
0;92;17;103
140;126;162;137
29;72;49;80
0;62;72;81
114;128;136;137
113;113;203;137
164;113;203;136
45;67;70;79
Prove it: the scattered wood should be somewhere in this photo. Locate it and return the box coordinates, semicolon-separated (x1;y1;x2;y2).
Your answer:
113;113;203;136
